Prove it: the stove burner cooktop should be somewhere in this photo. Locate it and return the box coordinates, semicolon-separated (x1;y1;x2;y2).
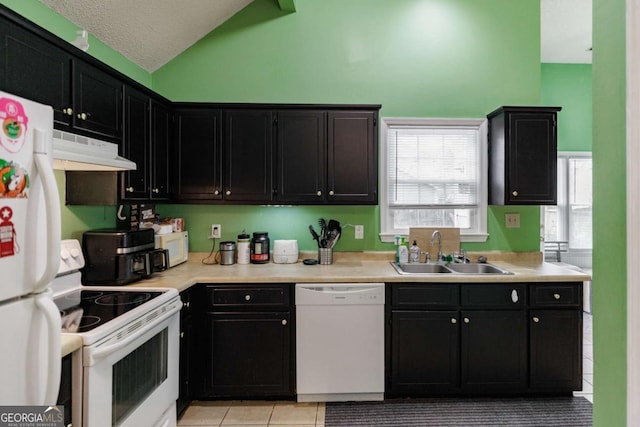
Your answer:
55;289;163;333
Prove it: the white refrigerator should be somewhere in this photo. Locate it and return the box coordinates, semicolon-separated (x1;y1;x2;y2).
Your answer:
0;91;62;405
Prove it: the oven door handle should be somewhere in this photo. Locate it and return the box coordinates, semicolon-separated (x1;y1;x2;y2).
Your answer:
86;302;181;365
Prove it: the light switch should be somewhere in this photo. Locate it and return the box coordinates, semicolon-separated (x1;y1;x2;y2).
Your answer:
505;213;520;228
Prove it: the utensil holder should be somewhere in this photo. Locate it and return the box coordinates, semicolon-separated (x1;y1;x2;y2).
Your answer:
318;248;333;265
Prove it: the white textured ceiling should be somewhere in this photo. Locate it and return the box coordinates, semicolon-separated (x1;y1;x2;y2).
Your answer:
541;0;592;63
38;0;253;72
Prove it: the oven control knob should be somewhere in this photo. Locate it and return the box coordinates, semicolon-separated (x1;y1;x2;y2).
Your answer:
60;249;70;261
70;248;81;258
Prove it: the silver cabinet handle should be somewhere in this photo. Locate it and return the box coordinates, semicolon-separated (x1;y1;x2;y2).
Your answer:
63;107;73;115
126;186;134;192
152;188;159;193
533;317;540;323
226;190;231;196
511;289;519;303
317;191;322;196
463;317;469;324
329;190;335;196
180;332;184;338
554;293;561;300
451;318;457;324
245;294;251;301
512;190;519;196
282;319;287;326
183;301;190;308
77;112;88;120
214;190;220;195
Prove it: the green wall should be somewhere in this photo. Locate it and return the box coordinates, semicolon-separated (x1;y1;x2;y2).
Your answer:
153;0;544;252
541;63;592;152
593;0;627;424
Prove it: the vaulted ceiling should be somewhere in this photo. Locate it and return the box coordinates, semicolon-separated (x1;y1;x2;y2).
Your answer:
38;0;591;73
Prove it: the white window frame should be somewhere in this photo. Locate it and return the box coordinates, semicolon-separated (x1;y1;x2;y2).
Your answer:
379;117;489;243
541;151;592;255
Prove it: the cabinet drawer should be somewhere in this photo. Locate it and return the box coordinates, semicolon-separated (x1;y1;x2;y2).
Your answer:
530;283;581;307
207;285;291;309
461;284;526;308
390;284;459;308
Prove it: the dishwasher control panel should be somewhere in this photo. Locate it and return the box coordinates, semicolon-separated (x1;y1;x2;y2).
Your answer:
295;283;384;305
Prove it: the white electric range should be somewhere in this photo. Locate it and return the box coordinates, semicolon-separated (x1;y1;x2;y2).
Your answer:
53;239;181;427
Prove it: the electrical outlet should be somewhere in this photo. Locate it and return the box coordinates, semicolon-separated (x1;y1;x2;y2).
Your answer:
355;225;364;239
505;213;520;228
210;224;221;239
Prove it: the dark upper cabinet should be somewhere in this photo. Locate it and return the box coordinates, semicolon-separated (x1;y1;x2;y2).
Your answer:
223;110;274;202
276;109;378;205
0;18;72;127
121;88;171;201
122;86;150;199
276;110;326;203
72;61;122;140
0;12;123;141
327;111;378;204
487;106;561;205
150;101;171;200
173;109;222;201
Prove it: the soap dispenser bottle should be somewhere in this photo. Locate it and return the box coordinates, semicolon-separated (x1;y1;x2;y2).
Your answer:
409;240;420;263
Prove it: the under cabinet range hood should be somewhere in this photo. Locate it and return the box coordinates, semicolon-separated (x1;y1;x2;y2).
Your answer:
52;130;136;171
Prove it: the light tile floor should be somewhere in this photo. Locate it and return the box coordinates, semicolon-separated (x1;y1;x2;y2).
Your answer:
179;313;594;426
178;401;325;427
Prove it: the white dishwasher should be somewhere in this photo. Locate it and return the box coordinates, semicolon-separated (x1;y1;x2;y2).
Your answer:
295;283;385;402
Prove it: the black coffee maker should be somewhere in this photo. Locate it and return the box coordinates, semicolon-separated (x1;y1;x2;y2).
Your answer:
82;228;168;285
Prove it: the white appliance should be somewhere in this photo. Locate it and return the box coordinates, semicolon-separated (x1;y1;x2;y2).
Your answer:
295;283;385;402
52;129;136;171
272;239;298;264
53;239;181;427
155;231;189;267
0;91;62;406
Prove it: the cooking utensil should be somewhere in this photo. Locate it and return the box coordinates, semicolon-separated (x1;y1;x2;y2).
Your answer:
318;218;327;240
309;225;320;247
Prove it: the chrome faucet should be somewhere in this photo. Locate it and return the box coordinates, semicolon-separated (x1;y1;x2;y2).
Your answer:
430;230;443;262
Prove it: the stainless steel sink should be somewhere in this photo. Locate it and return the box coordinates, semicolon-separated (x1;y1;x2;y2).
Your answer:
445;263;513;275
391;262;453;274
390;262;513;275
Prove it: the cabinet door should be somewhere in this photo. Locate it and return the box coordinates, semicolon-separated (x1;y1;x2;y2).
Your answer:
173;109;222;201
121;86;150;200
223;110;273;202
177;314;193;416
206;312;291;397
388;310;459;394
505;112;557;204
0;20;72;127
460;310;527;392
530;310;582;391
150;100;171;200
72;60;123;140
276;110;326;203
327;111;377;204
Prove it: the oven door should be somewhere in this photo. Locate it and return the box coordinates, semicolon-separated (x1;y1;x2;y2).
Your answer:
82;301;181;427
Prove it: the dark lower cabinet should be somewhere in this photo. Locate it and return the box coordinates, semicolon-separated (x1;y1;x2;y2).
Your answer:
388;310;459;394
206;312;291;397
460;310;527;392
177;289;194;416
197;284;294;399
386;282;582;396
530;309;582;391
57;353;72;427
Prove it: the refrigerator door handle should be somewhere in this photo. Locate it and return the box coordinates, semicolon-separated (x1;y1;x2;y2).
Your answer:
35;290;61;405
33;128;61;292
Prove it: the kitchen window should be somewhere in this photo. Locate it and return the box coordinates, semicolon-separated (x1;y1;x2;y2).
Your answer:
380;118;488;242
542;152;592;266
